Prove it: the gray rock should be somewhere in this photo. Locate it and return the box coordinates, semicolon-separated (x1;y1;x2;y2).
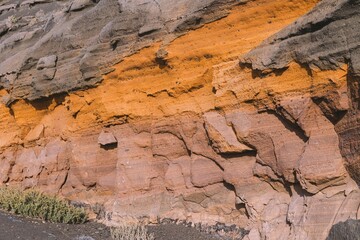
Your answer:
70;0;95;12
0;4;16;14
36;55;57;70
241;0;360;75
138;22;163;37
156;48;168;59
20;0;53;7
98;130;117;146
327;219;360;240
0;0;243;103
38;68;56;81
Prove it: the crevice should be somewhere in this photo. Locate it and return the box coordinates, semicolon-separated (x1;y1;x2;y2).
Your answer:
26;93;68;111
138;28;161;37
193;152;225;172
223;181;235;192
239;61;289;79
58;171;68;193
152;153;170;161
202;121;215;148
100;142;118;151
292;183;313;197
147;89;174;98
8;106;15;117
219;151;256;159
111;39;119;51
222;181;247;213
312;96;348;125
72;110;80;119
296;61;313;77
270;109;309;143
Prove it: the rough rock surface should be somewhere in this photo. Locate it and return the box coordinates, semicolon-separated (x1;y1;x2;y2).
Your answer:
242;0;360;73
1;0;360;240
0;0;244;103
327;219;360;240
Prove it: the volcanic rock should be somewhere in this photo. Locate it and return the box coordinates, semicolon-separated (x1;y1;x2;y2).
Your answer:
1;0;360;239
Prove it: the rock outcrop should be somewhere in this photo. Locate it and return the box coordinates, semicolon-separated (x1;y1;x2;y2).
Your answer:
327;219;360;240
1;0;360;239
0;0;244;102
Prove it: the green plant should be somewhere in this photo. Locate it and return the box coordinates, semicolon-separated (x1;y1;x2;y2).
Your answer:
9;15;19;24
110;223;154;240
0;187;87;224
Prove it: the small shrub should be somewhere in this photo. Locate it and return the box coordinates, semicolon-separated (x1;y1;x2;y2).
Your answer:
0;187;87;224
76;236;95;240
110;223;154;240
9;15;19;24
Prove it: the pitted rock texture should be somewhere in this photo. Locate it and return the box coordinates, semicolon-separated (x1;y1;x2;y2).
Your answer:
1;0;360;240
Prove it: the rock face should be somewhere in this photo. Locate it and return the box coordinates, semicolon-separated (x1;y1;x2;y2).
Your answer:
1;0;360;239
0;0;243;102
242;0;360;73
327;219;360;240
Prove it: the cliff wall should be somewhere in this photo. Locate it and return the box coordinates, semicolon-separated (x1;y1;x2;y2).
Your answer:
1;0;360;239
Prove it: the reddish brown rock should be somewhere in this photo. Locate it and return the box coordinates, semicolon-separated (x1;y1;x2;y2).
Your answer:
24;124;44;142
98;130;117;146
203;111;252;154
1;0;360;239
190;156;223;188
226;110;306;183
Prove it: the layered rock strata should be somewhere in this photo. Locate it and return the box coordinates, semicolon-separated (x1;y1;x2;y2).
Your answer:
0;0;244;102
1;0;360;239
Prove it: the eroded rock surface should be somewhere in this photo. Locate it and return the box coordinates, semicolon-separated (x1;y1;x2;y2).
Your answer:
0;0;244;102
1;0;360;239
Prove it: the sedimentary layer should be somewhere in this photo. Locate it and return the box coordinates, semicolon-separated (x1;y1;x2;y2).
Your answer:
1;0;360;239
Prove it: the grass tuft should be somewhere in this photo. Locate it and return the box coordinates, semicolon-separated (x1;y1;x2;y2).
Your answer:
110;223;155;240
0;187;87;224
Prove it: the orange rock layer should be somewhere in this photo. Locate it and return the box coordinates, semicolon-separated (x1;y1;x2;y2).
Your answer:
2;0;359;239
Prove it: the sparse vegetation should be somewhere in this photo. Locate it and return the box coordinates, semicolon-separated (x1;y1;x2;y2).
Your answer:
110;223;155;240
8;15;19;24
0;187;87;224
